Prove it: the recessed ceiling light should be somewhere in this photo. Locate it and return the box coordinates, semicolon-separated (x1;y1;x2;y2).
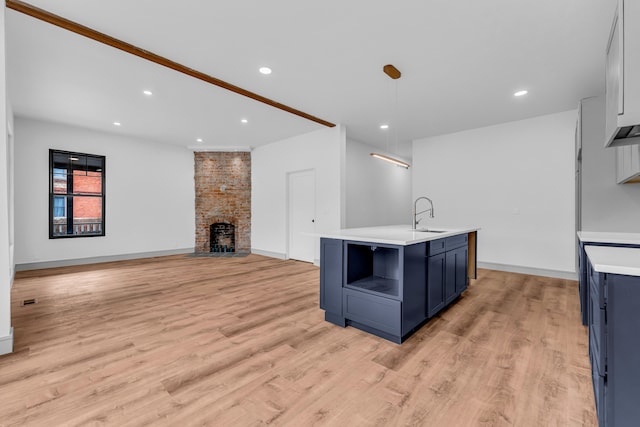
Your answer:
514;90;528;97
259;67;272;75
69;157;79;161
113;121;121;126
143;90;153;96
196;138;203;143
380;124;389;129
241;119;248;124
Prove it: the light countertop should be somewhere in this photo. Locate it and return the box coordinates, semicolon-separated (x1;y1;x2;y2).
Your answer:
577;231;640;246
585;246;640;277
318;225;479;246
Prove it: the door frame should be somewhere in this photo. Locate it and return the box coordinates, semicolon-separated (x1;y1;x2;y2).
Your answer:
286;168;316;262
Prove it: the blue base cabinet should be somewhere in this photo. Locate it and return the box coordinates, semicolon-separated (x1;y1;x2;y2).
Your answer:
587;256;640;426
578;240;640;326
320;234;470;343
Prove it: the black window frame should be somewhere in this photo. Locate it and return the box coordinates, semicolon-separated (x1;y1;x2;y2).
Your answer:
49;149;106;239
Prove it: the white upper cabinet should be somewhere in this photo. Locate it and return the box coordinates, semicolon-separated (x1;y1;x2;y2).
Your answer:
616;144;640;184
605;0;640;147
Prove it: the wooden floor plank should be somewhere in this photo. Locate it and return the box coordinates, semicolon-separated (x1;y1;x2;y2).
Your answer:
1;254;597;426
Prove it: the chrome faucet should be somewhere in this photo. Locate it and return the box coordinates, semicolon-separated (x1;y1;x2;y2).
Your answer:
413;196;434;229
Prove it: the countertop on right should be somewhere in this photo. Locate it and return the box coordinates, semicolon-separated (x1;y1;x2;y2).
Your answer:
577;231;640;245
584;246;640;277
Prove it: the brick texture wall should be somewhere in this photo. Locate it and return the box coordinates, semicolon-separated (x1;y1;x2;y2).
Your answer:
194;152;251;253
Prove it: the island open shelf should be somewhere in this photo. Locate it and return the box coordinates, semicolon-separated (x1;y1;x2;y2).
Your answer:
344;243;401;299
344;277;400;299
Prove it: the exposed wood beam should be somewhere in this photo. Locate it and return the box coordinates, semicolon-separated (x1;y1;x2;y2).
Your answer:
5;0;336;128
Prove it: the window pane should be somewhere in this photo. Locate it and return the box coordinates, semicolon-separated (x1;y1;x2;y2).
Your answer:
70;154;87;176
53;196;66;217
86;155;104;173
52;152;70;170
52;168;67;194
74;171;102;195
72;196;103;235
52;196;67;237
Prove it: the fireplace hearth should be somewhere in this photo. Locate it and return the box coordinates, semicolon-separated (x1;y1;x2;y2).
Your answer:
210;222;235;253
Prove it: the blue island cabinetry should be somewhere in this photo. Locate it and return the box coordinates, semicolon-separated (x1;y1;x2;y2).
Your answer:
320;232;473;344
577;232;640;326
585;246;640;427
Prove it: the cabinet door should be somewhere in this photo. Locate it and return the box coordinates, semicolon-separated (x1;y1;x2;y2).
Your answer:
589;278;606;377
320;238;343;315
445;246;468;304
427;253;445;317
445;251;456;304
605;6;622;146
454;245;469;294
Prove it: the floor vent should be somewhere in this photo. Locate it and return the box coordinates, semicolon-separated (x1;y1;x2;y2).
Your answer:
22;298;37;306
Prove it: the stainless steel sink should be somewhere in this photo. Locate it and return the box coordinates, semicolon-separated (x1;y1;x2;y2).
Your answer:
410;228;447;233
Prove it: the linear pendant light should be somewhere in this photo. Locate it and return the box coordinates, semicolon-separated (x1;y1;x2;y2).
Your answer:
371;64;410;169
369;152;410;168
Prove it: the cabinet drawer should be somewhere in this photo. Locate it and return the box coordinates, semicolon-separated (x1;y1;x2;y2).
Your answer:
445;234;468;251
343;289;401;336
426;238;446;256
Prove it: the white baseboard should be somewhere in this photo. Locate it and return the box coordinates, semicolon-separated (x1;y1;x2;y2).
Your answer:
251;249;286;260
15;248;195;271
0;328;14;356
478;262;578;281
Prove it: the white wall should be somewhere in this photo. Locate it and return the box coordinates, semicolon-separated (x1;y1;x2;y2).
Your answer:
0;4;14;355
252;125;345;262
14;118;195;267
580;97;640;231
345;139;412;227
413;110;577;276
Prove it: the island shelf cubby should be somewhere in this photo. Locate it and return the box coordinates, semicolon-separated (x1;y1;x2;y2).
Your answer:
344;243;401;299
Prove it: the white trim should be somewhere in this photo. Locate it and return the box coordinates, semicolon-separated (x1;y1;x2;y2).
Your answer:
478;262;578;281
251;249;286;260
15;248;194;271
0;328;14;356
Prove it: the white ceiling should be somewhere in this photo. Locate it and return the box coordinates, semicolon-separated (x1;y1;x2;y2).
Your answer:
6;0;617;158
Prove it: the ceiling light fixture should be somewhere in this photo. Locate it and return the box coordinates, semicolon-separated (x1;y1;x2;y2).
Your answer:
259;67;272;75
370;153;410;169
370;64;410;169
143;90;153;96
514;90;528;97
196;138;203;143
113;121;121;126
241;119;248;124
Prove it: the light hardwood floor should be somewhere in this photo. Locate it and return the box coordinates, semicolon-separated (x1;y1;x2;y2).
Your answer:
2;254;596;426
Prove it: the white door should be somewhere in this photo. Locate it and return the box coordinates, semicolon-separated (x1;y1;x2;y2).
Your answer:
288;170;316;263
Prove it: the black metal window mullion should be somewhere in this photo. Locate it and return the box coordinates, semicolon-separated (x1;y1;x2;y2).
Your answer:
66;162;74;235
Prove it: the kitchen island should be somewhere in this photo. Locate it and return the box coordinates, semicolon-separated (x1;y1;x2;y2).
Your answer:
319;225;479;343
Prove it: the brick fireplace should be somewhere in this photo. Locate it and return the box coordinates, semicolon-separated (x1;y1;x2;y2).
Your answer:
194;152;251;253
